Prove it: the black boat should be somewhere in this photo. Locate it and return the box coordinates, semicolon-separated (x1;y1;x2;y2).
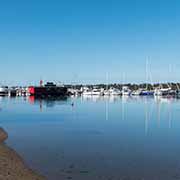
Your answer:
28;82;68;97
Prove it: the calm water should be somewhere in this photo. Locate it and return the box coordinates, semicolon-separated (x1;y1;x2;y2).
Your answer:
1;96;180;180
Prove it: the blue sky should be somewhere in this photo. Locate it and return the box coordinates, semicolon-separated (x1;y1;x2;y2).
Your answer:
0;0;180;85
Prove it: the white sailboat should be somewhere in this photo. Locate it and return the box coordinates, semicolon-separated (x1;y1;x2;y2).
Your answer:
121;73;131;96
154;85;171;96
0;86;8;96
167;83;176;96
131;89;142;96
104;90;110;96
82;87;92;96
176;83;180;97
122;86;131;96
91;88;104;96
104;73;110;96
155;64;175;97
140;59;154;96
109;88;121;96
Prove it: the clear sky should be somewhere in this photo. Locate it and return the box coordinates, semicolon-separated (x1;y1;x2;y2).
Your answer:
0;0;180;85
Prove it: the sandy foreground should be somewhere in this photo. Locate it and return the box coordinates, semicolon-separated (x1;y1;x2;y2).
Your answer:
0;128;46;180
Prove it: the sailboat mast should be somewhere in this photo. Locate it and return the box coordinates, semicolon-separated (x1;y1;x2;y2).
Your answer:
146;58;148;90
106;73;108;90
168;64;172;89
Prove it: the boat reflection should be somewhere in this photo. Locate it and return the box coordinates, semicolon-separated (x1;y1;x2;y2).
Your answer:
154;95;176;104
26;95;176;133
28;96;69;111
81;95;121;103
154;96;174;129
103;95;175;135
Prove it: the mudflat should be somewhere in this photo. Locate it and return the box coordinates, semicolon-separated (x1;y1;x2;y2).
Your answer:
0;128;45;180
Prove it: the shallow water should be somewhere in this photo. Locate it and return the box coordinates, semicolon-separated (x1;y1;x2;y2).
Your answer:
1;96;180;180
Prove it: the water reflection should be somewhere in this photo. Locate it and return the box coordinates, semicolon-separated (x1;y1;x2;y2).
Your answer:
28;96;69;111
76;96;177;135
25;96;177;131
81;95;121;103
1;96;180;180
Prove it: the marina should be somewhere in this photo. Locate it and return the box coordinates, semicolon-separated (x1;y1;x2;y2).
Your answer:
1;0;180;179
2;81;180;98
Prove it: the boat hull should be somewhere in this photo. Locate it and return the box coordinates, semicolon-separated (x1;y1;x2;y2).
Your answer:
0;88;8;96
28;86;68;97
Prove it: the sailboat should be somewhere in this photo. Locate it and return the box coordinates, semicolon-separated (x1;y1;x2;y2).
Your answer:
122;86;131;96
91;88;104;96
109;88;122;96
140;59;154;96
140;88;154;96
121;73;131;96
0;86;8;96
154;64;176;97
82;87;92;95
176;83;180;97
154;84;171;96
104;73;110;96
131;89;142;96
166;83;176;96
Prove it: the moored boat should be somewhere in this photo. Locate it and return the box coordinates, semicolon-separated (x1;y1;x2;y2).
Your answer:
91;88;104;96
131;89;142;96
122;86;131;96
140;90;154;96
109;88;121;96
28;82;68;97
82;87;92;96
8;88;17;97
154;88;171;96
104;89;110;96
0;86;8;96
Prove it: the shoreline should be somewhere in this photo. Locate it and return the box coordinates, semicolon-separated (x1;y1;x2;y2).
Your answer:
0;128;45;180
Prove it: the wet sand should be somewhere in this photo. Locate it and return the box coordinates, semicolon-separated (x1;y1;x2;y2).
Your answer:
0;128;45;180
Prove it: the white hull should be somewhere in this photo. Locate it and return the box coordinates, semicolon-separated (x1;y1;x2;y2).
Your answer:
131;91;141;96
122;86;131;96
91;88;103;96
108;88;122;96
0;87;8;95
82;92;92;96
104;90;110;96
122;92;131;96
154;91;163;96
154;88;171;96
110;92;121;96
